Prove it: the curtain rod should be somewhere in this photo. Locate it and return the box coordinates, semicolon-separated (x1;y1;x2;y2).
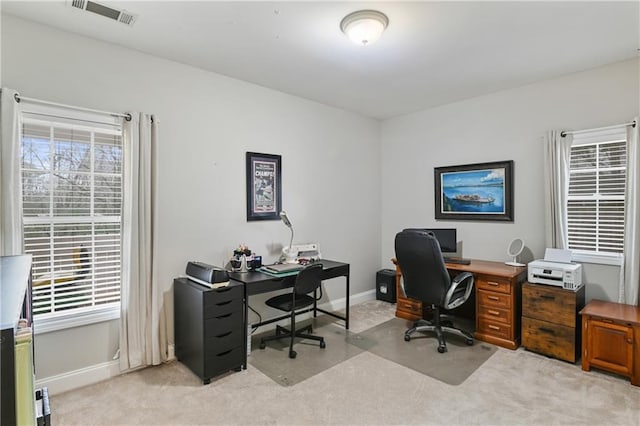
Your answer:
13;93;131;121
561;120;636;138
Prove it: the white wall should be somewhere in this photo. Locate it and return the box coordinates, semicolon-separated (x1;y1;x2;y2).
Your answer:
1;15;381;381
380;58;639;303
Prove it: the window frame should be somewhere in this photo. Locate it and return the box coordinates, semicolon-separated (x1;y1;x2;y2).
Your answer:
19;103;123;334
567;127;627;266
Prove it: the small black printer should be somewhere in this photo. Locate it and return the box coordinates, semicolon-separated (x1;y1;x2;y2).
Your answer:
186;261;229;284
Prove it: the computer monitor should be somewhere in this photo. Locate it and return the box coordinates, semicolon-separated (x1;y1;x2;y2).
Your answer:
426;228;457;253
403;228;457;253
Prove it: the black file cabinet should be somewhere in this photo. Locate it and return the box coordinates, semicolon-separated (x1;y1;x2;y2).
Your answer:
174;278;246;384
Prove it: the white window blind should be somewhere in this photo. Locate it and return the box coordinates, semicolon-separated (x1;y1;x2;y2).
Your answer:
20;111;123;323
567;128;627;255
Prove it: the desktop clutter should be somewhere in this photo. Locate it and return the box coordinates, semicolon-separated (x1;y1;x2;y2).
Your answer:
229;244;262;272
226;242;321;274
184;238;323;291
185;238;323;289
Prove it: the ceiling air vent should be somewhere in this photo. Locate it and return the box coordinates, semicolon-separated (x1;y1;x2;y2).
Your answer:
68;0;138;27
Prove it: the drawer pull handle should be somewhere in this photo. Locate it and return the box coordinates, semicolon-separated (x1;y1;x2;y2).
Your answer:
216;300;232;307
216;349;232;357
217;313;232;319
539;327;555;335
488;325;500;331
627;338;633;344
602;319;613;324
487;296;500;301
488;310;500;316
216;331;232;338
487;281;500;286
540;295;555;300
403;304;413;309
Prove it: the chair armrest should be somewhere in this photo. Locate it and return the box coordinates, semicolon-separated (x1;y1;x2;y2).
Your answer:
443;272;474;310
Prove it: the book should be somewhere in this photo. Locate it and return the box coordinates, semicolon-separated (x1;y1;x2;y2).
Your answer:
261;263;304;274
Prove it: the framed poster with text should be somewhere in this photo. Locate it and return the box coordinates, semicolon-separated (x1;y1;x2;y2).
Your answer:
246;152;282;221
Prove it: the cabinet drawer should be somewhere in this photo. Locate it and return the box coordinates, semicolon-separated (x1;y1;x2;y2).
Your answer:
522;284;575;327
204;346;244;378
205;310;244;337
204;298;242;319
396;295;422;317
478;304;511;325
204;284;243;305
477;277;511;295
522;317;576;362
586;318;634;376
477;318;512;340
205;328;244;354
204;285;243;318
477;289;511;309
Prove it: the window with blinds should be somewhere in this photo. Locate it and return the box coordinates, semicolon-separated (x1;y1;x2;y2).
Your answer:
567;128;627;255
20;111;123;324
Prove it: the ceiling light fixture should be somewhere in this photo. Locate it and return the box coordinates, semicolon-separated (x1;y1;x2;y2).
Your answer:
340;10;389;46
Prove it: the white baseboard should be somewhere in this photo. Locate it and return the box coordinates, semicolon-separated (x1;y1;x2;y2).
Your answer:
35;359;120;396
319;288;376;312
35;289;377;393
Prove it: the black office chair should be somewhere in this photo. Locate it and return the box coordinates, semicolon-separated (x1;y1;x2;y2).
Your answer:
394;229;475;353
258;263;326;359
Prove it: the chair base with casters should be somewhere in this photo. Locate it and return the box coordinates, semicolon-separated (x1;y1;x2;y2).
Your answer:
401;268;475;354
404;304;474;353
259;321;326;359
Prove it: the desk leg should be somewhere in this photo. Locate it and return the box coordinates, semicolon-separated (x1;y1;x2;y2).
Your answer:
345;274;350;330
309;273;349;330
313;289;318;318
243;285;248;368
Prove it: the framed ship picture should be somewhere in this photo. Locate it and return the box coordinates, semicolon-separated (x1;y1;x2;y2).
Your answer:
434;160;514;221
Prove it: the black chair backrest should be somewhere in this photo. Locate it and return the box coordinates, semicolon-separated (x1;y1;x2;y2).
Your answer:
394;229;451;305
294;263;324;295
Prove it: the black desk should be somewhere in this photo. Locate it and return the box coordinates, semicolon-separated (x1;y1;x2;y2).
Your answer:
228;259;350;330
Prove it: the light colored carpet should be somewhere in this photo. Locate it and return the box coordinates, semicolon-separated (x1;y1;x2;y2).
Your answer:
347;317;497;385
250;313;493;387
50;300;640;425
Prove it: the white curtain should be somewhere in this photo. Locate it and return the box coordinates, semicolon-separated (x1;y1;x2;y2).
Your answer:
120;112;166;371
543;130;573;249
0;88;23;256
621;119;640;306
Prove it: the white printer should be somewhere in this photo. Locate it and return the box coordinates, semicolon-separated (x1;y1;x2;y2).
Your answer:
528;248;583;291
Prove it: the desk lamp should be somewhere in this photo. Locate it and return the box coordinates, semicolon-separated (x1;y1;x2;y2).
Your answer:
280;211;297;263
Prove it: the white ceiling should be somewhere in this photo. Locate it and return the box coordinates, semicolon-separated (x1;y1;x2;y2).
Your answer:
2;1;639;119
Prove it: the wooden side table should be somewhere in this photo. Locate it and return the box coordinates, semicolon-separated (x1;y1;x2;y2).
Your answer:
580;300;640;386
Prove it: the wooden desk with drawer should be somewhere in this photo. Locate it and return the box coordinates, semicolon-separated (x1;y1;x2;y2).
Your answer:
393;259;527;350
